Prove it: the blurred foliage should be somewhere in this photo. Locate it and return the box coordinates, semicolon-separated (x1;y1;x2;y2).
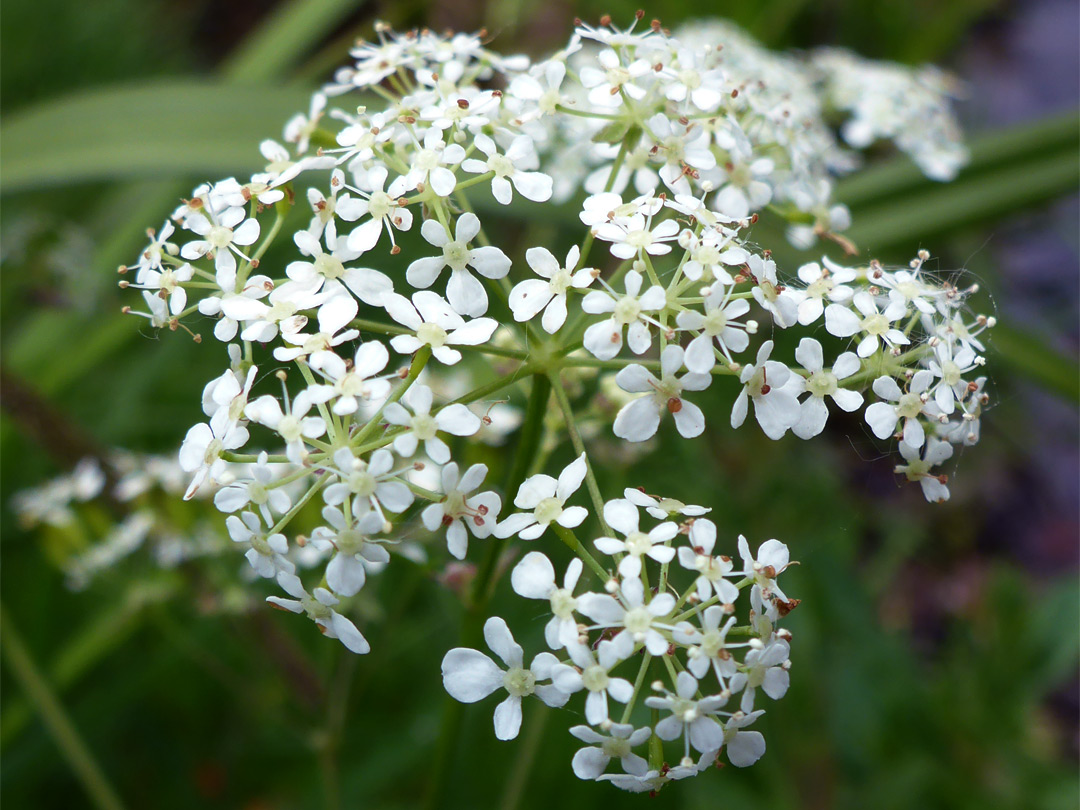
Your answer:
1;0;1077;809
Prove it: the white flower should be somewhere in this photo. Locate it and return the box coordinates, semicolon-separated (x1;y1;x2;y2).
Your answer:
508;245;595;333
283;91;326;154
273;291;360;363
673;607;740;684
729;636;790;713
179;410;249;500
322;447;414;525
730;340;802;440
461;133;553;204
226;511;295;579
421;462;501;559
738;536;792;602
405;214;511;317
269;572;370;654
551;640;635;724
285;229;393;307
569;723;651;780
494;453;589;540
721;710;767;767
864;370;933;447
928;340;980;415
792;338;864;440
677;283;754;371
594;213;681;260
676;519;739;604
214;451;292;521
383;384;480;464
441;617;568;740
623;488;710;520
593;498;677;578
646;671;726;755
384;291;497;365
748;254;797;328
308;341;392;416
399;128;465;197
582;270;666;360
343;165;414;253
510;551;584;650
825;291;910;357
576;577;675;658
713;157;774;220
579;48;652;107
179;204;260;290
895;438;953;502
245;388;328;465
614;345;712;442
311;507;388;596
791;257;857;326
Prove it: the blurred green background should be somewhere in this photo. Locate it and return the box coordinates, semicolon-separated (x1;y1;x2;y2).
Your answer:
1;0;1078;808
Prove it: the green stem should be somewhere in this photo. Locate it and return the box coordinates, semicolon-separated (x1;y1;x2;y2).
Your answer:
547;370;610;537
350;346;430;447
0;604;127;810
552;524;610;583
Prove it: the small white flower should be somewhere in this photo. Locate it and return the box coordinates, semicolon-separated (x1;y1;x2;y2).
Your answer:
179;410;249;500
406;214;511;317
461;133;553;204
738;536;792;603
677;283;754;371
673;607;740;684
791;257;857;326
721;710;767;767
730;340;802;440
576;577;675;658
646;671;726;755
508;245;595;333
551;640;635;724
792;338;864;440
383;384;480;464
285;229;393;307
676;519;739;604
825;291;910;357
311;507;388;597
593;498;677;578
269;572;370;654
569;723;651;780
322;447;414;525
582;270;666;360
895;438;953;502
180;204;260;290
421;462;501;559
309;341;392;417
384;291;497;365
343;165;414;253
623;488;710;520
214;451;292;521
441;617;568;740
510;551;584;650
594;212;681;261
494;453;589;540
245;389;329;465
864;370;933;447
226;511;295;579
748;254;797;328
614;345;712;442
729;636;790;713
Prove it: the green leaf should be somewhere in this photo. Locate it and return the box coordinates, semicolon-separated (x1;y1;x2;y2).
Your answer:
0;81;316;194
836;111;1079;209
844;146;1080;252
990;323;1080;405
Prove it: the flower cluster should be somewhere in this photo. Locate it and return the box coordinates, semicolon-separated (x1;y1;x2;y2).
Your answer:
443;476;796;790
104;13;990;791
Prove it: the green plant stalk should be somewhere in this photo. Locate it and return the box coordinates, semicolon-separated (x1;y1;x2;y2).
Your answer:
0;604;127;810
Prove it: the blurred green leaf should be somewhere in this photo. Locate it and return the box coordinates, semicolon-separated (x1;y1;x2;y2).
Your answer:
836;111;1080;209
845;146;1080;252
990;324;1080;405
0;81;316;194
